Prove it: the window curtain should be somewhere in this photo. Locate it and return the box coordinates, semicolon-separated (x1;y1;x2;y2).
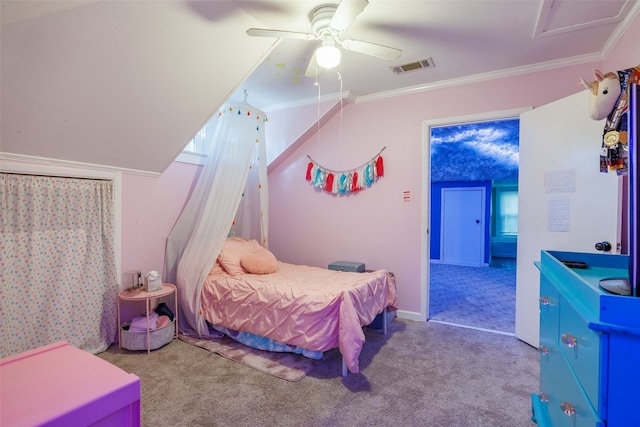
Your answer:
164;103;268;337
0;173;118;357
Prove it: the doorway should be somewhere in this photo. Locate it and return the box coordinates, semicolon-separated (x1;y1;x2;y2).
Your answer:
425;115;521;334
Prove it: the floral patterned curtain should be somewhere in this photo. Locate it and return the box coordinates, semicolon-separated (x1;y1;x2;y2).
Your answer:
0;173;118;357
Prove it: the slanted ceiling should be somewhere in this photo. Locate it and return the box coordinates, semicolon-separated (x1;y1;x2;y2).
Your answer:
0;1;276;174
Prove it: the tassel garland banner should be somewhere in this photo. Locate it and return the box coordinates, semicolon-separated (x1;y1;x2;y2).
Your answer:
305;147;386;194
218;105;268;128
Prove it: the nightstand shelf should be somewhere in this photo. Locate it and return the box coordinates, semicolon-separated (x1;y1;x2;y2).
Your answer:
117;283;178;354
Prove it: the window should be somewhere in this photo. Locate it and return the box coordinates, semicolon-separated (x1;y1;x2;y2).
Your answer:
495;188;518;236
176;114;220;165
183;127;207;154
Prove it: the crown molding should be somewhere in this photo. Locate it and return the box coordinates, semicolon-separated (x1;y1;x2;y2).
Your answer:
356;53;604;104
261;90;354;112
0;152;160;177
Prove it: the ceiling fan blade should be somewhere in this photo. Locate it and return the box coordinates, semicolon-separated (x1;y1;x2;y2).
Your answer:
329;0;369;33
304;51;323;78
340;39;402;61
246;28;317;41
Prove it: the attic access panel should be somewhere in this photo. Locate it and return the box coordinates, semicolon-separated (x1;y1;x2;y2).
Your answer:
534;0;632;38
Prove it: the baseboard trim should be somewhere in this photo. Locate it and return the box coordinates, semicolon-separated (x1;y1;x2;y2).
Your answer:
396;310;425;322
428;319;515;336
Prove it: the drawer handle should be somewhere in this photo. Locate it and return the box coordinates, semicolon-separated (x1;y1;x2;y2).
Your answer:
560;401;575;417
538;345;550;362
539;296;550;306
561;333;577;348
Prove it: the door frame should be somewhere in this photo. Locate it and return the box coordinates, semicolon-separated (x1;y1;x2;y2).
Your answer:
421;108;530;322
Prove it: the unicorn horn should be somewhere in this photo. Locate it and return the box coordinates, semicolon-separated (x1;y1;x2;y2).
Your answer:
579;77;593;89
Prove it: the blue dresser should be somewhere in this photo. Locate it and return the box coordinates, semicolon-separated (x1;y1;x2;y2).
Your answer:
531;250;640;426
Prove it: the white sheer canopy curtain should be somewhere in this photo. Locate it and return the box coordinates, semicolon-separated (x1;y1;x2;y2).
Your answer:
164;103;268;337
0;173;118;357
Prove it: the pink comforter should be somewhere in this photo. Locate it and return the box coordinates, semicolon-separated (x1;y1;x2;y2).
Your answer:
200;262;397;373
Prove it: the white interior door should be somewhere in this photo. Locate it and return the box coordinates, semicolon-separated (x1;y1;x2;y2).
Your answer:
441;187;485;266
516;91;621;347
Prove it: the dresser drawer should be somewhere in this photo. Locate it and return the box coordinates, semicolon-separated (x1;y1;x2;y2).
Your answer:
545;346;603;427
535;251;640;427
539;273;560;338
539;317;565;427
558;296;602;408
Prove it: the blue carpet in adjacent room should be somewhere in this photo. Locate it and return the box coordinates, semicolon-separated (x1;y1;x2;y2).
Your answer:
429;259;516;334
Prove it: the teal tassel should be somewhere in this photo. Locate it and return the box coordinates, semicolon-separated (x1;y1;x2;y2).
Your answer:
339;174;347;194
314;168;322;186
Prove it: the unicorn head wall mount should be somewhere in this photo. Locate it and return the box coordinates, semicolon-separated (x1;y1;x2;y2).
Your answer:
579;66;640;174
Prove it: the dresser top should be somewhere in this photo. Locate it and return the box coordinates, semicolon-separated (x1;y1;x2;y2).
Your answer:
538;250;640;330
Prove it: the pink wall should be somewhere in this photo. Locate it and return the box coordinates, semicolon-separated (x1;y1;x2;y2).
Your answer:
116;13;638;317
604;15;640;72
267;13;638;316
120;161;200;278
266;62;598;316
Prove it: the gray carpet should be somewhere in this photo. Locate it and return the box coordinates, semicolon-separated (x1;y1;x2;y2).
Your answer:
97;319;538;427
430;260;516;333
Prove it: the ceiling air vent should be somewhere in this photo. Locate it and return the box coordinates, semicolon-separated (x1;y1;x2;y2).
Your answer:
390;57;435;75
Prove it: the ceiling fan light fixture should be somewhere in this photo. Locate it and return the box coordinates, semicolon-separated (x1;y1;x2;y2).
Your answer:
315;40;341;69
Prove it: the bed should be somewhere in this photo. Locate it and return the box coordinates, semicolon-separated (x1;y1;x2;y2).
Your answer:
199;238;398;375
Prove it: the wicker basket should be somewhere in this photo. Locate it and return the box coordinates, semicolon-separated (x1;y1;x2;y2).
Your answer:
120;319;175;351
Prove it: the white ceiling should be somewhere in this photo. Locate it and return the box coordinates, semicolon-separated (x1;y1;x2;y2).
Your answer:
229;0;639;109
1;0;277;173
2;1;639;174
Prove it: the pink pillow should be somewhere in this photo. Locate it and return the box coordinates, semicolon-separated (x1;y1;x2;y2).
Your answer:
240;249;278;274
217;238;266;276
217;237;250;275
207;260;226;277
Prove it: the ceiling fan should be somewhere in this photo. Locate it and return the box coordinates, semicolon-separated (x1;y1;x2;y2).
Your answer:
246;0;402;77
